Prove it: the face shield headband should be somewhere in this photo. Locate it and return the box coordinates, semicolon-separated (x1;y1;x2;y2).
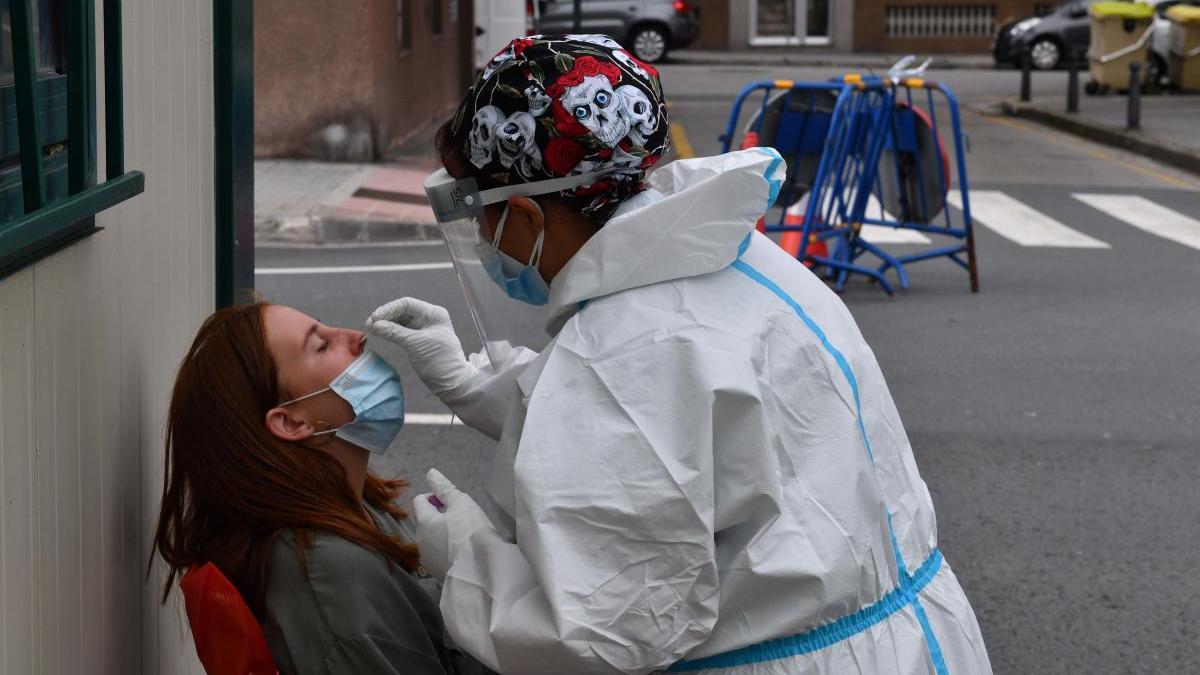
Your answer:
423;168;612;223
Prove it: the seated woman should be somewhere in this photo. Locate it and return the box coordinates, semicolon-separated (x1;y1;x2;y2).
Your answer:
152;301;482;674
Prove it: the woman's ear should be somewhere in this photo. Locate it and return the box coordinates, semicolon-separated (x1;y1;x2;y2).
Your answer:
265;406;316;443
507;196;546;234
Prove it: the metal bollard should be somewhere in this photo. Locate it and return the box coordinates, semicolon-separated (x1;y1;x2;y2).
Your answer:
1020;48;1032;102
1127;62;1141;130
1067;51;1080;113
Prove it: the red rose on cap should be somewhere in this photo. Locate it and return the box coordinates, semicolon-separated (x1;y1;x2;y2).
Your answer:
546;56;622;98
512;38;535;57
545;137;586;176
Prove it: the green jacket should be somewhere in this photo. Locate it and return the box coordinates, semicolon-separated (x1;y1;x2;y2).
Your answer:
263;502;485;674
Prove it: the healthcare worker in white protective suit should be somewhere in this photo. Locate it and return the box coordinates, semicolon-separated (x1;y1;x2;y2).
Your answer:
367;36;992;675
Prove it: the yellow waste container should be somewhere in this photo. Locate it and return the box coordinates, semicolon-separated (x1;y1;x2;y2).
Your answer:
1167;5;1200;92
1087;1;1155;93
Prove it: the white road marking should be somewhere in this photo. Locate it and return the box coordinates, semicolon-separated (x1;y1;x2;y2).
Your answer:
947;190;1110;248
860;196;934;244
1072;194;1200;252
258;240;447;250
787;194;934;244
859;224;933;244
256;262;454;275
405;413;458;425
860;225;934;244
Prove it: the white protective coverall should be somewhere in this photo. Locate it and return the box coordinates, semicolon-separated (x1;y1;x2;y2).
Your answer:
434;148;992;675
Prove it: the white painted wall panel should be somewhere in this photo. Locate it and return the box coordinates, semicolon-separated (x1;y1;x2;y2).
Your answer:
0;0;215;672
1;268;36;675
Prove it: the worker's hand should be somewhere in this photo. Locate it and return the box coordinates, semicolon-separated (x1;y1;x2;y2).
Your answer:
367;298;475;396
412;469;495;579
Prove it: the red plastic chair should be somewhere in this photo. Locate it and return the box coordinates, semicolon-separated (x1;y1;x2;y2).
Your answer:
180;562;278;675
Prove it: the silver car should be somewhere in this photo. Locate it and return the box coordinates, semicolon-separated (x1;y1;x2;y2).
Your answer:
534;0;700;63
1146;0;1200;85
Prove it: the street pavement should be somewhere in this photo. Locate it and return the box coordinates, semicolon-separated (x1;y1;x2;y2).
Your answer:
256;64;1200;674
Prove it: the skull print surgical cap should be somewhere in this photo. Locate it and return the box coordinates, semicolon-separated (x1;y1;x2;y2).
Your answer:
448;35;671;215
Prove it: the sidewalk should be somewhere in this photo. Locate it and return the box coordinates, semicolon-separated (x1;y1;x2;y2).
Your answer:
667;49;995;70
255;155;440;244
1002;94;1200;176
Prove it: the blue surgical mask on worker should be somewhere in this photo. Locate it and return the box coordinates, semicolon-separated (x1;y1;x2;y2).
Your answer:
475;203;551;306
280;349;405;455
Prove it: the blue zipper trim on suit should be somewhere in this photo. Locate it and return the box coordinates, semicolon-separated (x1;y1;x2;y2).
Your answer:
758;147;785;211
889;513;951;675
670;242;951;673
737;232;753;257
667;549;944;671
731;256;876;463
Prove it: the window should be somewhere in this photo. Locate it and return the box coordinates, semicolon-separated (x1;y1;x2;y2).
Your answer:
429;0;443;37
0;0;65;82
0;0;144;278
806;0;828;38
885;5;997;38
397;0;412;51
1;0;67;225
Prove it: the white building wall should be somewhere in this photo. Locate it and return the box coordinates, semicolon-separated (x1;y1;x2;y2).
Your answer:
0;0;214;672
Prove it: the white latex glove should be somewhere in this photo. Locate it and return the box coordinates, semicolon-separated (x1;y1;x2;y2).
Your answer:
412;468;495;579
367;298;476;395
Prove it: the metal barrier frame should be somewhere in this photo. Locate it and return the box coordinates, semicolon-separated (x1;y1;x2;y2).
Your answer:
719;75;979;294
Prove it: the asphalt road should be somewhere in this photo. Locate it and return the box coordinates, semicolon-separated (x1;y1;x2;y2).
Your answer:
256;65;1200;674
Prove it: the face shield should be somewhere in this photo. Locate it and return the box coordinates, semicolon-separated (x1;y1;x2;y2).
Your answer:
424;168;606;364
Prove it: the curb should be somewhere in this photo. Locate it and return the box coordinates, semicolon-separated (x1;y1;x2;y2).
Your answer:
255;157;441;245
255;213;436;245
1001;100;1200;177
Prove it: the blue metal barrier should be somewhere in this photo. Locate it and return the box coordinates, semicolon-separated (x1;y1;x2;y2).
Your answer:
720;75;979;294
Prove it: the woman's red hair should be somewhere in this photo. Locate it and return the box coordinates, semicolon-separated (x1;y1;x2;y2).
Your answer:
151;302;418;616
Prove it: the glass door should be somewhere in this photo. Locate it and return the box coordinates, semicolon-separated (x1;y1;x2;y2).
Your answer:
750;0;829;46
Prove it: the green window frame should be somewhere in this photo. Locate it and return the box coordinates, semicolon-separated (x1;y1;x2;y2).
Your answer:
0;0;144;279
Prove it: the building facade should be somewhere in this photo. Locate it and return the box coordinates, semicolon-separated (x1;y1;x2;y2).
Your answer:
694;0;855;51
694;0;1048;52
255;0;474;159
1;0;253;672
855;0;1050;52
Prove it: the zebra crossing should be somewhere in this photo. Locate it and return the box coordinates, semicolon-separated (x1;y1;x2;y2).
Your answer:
853;190;1200;252
1070;194;1200;252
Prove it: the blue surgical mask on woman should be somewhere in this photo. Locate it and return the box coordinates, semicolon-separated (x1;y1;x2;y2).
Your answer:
474;203;551;306
280;349;405;455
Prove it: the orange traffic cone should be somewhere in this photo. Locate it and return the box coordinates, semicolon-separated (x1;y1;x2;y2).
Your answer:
780;211;828;267
740;132;827;266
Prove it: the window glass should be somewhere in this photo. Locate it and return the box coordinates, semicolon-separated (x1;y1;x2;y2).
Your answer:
0;0;65;84
807;0;829;37
755;0;795;38
396;0;411;50
1059;1;1085;16
37;0;64;74
1;1;15;83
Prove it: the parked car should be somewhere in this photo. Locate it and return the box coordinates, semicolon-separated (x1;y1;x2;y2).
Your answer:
993;0;1096;70
533;0;700;63
1147;0;1200;85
